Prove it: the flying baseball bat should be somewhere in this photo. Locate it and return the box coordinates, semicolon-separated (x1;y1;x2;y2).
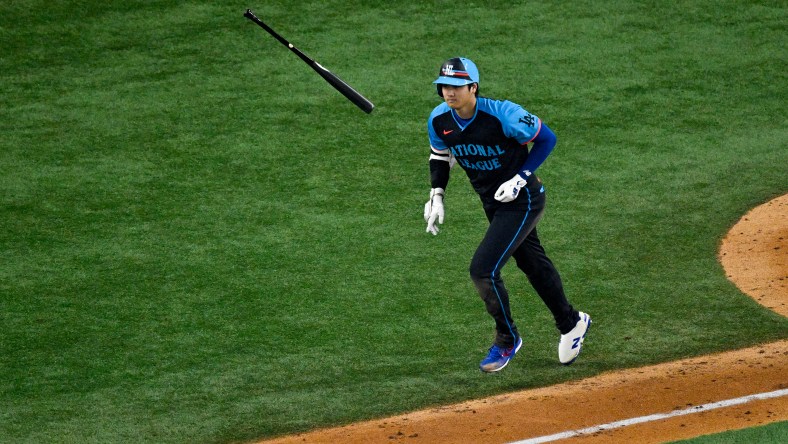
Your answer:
243;9;375;114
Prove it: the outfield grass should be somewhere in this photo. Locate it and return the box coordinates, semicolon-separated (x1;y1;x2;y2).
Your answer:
1;1;786;442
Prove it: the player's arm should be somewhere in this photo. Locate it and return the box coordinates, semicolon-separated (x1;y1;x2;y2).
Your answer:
425;117;451;235
426;112;452;191
517;122;557;177
424;146;450;235
498;102;557;177
429;146;451;190
495;103;557;202
495;123;556;202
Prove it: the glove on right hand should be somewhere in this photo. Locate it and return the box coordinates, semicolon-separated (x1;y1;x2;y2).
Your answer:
423;188;445;235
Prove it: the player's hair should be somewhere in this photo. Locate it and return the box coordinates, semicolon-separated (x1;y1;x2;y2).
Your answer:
437;83;479;98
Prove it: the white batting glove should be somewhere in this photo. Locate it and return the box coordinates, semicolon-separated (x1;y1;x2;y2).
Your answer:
423;188;445;235
494;172;530;203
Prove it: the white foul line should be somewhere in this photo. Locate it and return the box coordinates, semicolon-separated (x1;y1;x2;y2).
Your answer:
510;388;788;444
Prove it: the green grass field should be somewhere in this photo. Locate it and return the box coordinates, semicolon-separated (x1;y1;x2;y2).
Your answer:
672;421;788;444
1;1;786;442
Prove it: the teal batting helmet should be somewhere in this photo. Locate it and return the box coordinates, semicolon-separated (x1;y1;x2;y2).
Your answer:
433;57;479;97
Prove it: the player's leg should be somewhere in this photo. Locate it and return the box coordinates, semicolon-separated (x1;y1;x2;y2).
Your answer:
470;246;517;346
471;205;535;372
510;190;591;365
511;228;579;333
470;189;545;349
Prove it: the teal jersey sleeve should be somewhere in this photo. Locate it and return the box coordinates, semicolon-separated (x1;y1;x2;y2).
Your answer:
477;99;542;145
427;103;451;150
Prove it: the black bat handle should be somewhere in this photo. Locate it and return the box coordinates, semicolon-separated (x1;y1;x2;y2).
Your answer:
244;10;288;47
244;9;315;67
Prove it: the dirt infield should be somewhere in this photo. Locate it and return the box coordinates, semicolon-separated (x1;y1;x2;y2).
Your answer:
719;193;788;318
258;194;787;444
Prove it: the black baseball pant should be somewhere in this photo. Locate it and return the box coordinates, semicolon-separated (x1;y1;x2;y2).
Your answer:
469;183;579;348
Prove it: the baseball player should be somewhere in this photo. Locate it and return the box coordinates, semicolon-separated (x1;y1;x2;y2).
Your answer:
424;57;591;372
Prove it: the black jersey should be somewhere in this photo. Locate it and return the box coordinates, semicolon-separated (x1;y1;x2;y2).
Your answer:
428;97;542;198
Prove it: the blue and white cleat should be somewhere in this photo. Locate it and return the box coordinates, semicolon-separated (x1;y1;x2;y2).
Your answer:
480;336;523;373
558;312;592;365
